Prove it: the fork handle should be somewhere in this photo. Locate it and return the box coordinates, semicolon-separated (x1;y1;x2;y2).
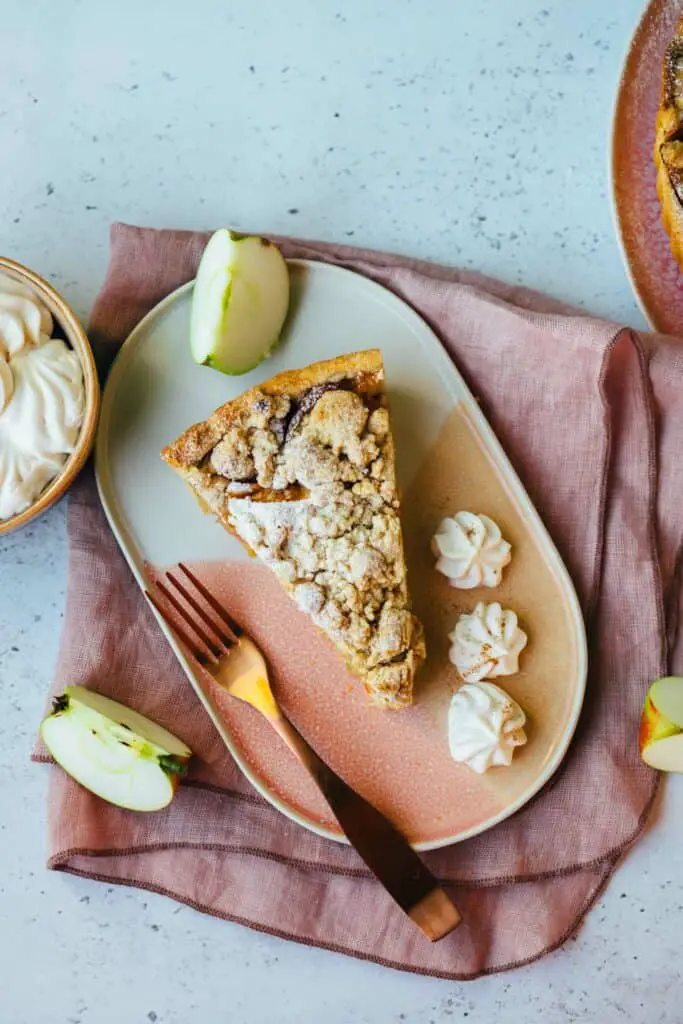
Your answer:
269;712;461;942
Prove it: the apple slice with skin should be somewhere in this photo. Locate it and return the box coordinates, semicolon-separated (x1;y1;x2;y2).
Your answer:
190;228;290;375
40;686;192;811
640;676;683;771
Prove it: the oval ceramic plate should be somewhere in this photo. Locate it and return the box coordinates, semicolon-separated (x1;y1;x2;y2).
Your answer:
612;0;683;333
95;259;587;851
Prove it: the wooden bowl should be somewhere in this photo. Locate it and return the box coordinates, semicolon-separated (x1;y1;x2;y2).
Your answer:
0;256;100;536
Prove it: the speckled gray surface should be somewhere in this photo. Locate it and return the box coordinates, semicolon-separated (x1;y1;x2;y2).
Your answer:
2;1;679;1022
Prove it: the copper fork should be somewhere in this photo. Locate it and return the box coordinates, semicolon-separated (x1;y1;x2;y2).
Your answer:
146;563;462;942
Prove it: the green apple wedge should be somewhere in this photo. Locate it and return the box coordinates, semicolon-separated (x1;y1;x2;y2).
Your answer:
40;686;192;811
190;228;290;375
639;676;683;771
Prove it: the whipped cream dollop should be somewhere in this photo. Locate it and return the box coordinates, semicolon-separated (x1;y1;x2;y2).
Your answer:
0;272;84;520
449;601;527;682
432;511;511;589
448;681;527;773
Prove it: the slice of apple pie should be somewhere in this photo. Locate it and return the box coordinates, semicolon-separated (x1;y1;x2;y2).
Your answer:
655;15;683;267
162;349;425;708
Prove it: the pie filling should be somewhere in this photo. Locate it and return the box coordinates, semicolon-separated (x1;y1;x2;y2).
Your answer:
661;141;683;205
661;30;683;207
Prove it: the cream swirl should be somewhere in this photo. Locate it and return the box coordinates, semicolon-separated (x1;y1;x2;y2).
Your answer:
0;271;53;356
448;681;527;773
449;601;527;682
432;511;511;589
0;273;84;520
0;357;13;414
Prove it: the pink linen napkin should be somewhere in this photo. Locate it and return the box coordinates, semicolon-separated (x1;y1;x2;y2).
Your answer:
33;223;683;979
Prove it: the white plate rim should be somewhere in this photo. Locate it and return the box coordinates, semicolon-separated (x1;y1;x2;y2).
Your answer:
95;257;588;851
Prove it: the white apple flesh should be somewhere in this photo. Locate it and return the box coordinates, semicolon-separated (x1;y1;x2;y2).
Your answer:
190;229;290;375
639;676;683;771
40;686;192;811
640;733;683;772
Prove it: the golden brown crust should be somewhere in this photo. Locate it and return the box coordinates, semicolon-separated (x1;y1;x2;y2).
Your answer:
162;349;383;469
655;17;683;268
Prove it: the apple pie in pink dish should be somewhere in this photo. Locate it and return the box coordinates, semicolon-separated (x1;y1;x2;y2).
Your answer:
161;349;425;709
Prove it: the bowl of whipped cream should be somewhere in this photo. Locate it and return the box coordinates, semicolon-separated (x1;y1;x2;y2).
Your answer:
0;257;99;534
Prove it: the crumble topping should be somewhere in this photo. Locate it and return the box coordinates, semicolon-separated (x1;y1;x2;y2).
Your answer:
205;382;424;707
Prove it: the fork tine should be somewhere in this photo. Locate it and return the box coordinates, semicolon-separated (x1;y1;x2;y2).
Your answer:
165;570;236;651
156;580;224;658
178;563;244;639
145;590;214;665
